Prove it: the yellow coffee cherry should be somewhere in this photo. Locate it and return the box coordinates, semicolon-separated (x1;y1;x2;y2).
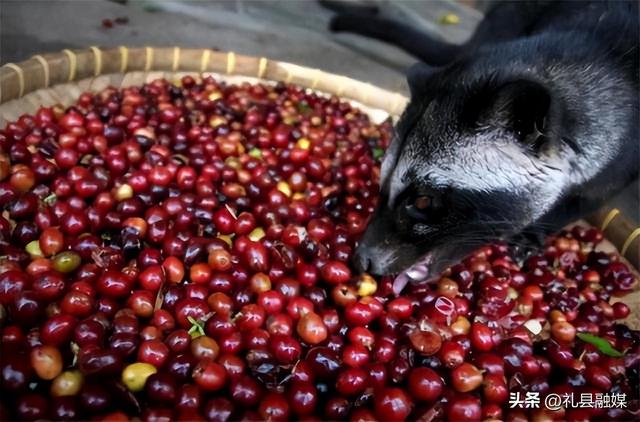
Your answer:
248;227;266;241
277;181;292;197
356;274;377;297
217;234;233;247
122;362;157;392
51;370;84;397
296;138;311;150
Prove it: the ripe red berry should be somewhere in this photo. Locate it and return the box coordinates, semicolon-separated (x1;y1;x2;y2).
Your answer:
374;387;413;421
447;395;481;421
137;340;170;368
288;381;317;416
470;322;494;352
296;312;328;345
1;72;636;422
320;261;351;284
30;345;63;380
482;373;508;403
193;361;227;391
336;367;367;396
439;340;465;369
258;392;290;422
408;367;443;402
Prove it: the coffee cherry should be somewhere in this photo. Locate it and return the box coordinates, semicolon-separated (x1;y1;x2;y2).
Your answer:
408;367;443;402
258;392;290;421
50;370;84;398
584;366;612;391
332;284;358;307
439;340;465;369
230;375;263;406
451;362;483;392
209;249;233;272
139;265;165;292
39;228;65;256
1;72;636;422
470;322;494;352
342;344;369;368
52;251;81;273
137;340;170;368
122;362;157;392
96;271;133;298
15;393;49;420
190;336;220;361
482;373;508;403
288;381;318;416
409;330;442;355
30;345;63;380
321;261;351;284
612;302;630;319
336;367;367;396
145;372;178;404
551;321;576;342
374;387;413;421
78;349;122;376
297;312;328;345
203;397;234;421
193;361;227;391
447;395;481;421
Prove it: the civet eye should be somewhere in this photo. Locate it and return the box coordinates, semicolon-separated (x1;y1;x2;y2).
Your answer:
414;196;431;210
405;195;433;221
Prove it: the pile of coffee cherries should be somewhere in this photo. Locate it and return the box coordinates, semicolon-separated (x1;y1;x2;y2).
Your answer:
0;75;638;421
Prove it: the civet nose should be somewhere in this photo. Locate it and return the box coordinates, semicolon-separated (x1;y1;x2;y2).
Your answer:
352;245;372;273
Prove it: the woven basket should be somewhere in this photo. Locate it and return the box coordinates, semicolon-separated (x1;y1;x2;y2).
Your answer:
1;46;638;323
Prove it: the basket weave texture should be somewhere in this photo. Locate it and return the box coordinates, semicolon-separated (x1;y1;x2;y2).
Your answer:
1;46;638;326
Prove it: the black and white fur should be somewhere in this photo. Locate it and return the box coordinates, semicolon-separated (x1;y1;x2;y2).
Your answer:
324;0;639;288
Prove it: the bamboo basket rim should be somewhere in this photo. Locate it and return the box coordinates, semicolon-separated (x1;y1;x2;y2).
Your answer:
0;46;638;274
0;46;409;118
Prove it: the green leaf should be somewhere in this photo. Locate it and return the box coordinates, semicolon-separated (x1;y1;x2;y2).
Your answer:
372;148;385;160
576;333;624;357
187;316;205;338
44;193;57;205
